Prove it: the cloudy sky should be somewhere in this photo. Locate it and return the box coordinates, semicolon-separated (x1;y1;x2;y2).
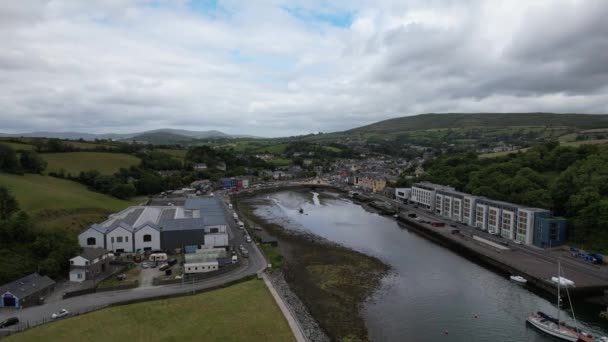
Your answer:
1;0;607;137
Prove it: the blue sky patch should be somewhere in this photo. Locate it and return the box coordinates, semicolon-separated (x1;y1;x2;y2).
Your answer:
282;6;354;28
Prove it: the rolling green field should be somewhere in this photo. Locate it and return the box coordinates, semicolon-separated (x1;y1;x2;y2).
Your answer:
6;279;295;342
0;141;35;151
157;148;187;159
0;174;133;213
64;141;116;150
42;152;141;175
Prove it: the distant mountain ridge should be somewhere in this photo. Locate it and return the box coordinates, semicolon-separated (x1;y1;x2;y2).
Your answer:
0;128;257;142
346;113;608;135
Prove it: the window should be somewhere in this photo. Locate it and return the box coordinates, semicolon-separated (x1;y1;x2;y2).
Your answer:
77;273;83;279
85;261;89;266
111;237;114;243
86;237;96;246
70;260;74;265
143;234;152;242
210;228;219;233
117;236;123;243
125;236;129;242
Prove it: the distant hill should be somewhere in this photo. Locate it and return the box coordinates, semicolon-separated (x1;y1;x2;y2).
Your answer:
0;128;258;142
347;113;608;135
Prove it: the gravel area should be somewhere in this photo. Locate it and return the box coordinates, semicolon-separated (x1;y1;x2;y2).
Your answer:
266;270;330;342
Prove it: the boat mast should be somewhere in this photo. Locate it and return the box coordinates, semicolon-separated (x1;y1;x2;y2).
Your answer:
557;259;561;324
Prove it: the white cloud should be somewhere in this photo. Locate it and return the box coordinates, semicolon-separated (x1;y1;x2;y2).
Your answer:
0;0;607;137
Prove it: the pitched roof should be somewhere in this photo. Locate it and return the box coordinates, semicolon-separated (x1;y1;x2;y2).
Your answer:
0;273;55;299
77;247;109;261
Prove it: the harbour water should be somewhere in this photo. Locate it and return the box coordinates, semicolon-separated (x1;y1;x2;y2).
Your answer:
252;190;608;342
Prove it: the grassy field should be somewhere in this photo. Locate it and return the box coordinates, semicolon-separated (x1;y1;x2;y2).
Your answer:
0;141;35;151
561;138;608;147
268;158;292;166
6;279;294;342
478;148;530;158
64;141;116;150
157;148;187;159
42;152;141;175
0;174;133;213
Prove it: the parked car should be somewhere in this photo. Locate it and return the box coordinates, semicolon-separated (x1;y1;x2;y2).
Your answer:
167;258;178;266
246;236;252;243
239;244;245;251
141;262;150;269
228;203;233;209
159;263;171;271
150;262;158;268
0;317;19;328
116;274;127;281
52;309;70;319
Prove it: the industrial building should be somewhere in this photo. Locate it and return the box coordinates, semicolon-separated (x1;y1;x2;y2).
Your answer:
0;273;56;309
78;197;229;253
408;182;567;248
183;248;226;274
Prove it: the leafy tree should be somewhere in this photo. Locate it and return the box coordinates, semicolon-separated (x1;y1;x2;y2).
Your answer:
19;150;47;173
0;144;19;172
110;183;136;199
0;186;19;220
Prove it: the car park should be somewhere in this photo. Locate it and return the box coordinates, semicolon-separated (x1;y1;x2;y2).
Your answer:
52;309;69;319
0;317;19;328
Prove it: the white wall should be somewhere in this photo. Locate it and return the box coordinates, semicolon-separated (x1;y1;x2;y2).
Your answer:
134;225;161;252
69;269;86;283
395;188;411;202
69;256;89;267
78;229;105;249
184;261;218;274
204;233;229;248
204;225;227;233
106;227;133;253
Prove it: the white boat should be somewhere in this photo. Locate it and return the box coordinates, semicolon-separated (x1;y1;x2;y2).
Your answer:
510;275;527;284
552;276;576;288
526;313;579;341
527;260;593;341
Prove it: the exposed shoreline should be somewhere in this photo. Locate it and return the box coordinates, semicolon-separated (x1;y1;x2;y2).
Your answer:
236;189;391;342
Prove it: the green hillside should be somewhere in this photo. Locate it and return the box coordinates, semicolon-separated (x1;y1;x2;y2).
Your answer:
0;141;35;152
42;152;141;175
348;113;608;135
0;174;133;213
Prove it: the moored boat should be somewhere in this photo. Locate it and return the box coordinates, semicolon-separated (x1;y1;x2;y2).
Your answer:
510;275;527;284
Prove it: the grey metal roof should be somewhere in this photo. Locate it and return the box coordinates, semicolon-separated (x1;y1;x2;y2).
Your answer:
105;221;134;233
78;247;108;261
159;218;207;231
184;197;223;210
133;222;161;232
122;208;144;226
0;273;55;299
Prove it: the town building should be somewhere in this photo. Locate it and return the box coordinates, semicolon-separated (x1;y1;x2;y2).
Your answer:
78;197;228;254
69;247;112;283
0;273;56;309
408;182;567;247
193;163;208;171
395;188;412;203
183;248;226;274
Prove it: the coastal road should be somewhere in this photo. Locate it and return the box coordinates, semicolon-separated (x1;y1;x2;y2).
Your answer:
0;194;267;336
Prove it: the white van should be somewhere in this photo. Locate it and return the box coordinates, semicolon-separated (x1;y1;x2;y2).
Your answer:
228;203;233;209
238;221;245;229
149;253;168;262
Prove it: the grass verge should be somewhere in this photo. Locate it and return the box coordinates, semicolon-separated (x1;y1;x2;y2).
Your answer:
6;279;295;342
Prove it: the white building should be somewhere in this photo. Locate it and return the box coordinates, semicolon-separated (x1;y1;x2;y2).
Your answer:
184;248;225;274
395;188;412;203
78;224;105;249
106;222;134;253
69;248;111;283
133;223;161;252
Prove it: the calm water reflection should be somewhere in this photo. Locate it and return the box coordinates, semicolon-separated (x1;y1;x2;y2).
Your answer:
253;191;608;342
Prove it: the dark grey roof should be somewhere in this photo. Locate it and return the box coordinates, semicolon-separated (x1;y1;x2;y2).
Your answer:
105;221;134;233
160;209;176;221
159;218;207;231
202;215;227;226
184;197;223;210
122;208;144;226
79;247;108;261
0;273;55;299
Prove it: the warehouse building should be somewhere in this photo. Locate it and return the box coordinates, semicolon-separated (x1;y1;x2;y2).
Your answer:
408;182;567;248
0;273;56;309
78;197;228;253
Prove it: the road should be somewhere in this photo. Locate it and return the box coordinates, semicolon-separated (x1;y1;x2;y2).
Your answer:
0;191;266;335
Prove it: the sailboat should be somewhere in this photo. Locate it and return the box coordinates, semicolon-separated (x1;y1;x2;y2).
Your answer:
527;260;582;341
526;260;606;341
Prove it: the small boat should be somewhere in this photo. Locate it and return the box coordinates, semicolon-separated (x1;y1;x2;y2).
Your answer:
299;208;304;214
510;275;527;284
527;260;606;341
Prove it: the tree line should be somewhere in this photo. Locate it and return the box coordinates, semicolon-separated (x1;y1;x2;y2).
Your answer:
402;142;608;252
0;187;79;284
